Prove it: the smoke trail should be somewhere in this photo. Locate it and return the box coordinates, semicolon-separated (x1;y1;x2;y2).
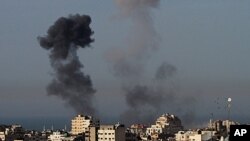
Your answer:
38;14;96;115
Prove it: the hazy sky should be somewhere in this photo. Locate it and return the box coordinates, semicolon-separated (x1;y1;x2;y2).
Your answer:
0;0;250;125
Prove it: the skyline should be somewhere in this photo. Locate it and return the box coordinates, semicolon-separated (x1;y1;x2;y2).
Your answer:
0;0;250;128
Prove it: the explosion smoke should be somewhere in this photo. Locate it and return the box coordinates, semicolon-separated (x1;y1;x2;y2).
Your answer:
111;0;164;123
108;0;160;79
38;14;96;115
111;0;196;125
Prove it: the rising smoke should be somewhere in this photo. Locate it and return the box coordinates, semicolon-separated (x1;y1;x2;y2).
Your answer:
111;0;196;125
111;0;166;123
107;0;160;79
38;14;96;115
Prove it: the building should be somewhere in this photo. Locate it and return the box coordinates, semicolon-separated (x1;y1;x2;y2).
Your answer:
47;131;67;141
97;123;125;141
146;113;183;140
209;120;239;133
23;131;47;141
71;115;99;135
130;124;147;136
0;132;5;141
175;130;216;141
85;126;98;141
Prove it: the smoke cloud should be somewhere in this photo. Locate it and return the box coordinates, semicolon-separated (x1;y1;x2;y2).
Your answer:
155;62;177;81
107;0;160;79
110;0;196;125
38;14;96;115
121;62;177;124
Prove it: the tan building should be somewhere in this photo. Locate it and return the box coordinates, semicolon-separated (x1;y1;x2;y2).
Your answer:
146;113;183;140
0;132;5;141
71;115;99;135
85;126;98;141
97;123;125;141
175;130;216;141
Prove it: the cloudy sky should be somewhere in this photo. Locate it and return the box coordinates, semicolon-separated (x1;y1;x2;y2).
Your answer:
0;0;250;126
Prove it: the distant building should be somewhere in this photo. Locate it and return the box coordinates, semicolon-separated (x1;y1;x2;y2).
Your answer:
209;120;239;133
48;131;74;141
97;123;125;141
85;126;98;141
0;132;5;141
130;124;147;136
146;113;183;140
71;115;99;135
175;130;216;141
23;131;47;141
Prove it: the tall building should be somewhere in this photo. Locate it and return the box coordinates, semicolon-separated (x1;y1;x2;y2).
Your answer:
97;123;125;141
71;115;99;135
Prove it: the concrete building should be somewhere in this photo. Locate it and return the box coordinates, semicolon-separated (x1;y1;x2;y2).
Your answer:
85;126;98;141
175;130;216;141
0;132;5;141
146;113;183;140
23;131;47;141
130;124;147;136
97;123;125;141
209;120;239;133
48;131;67;141
71;115;99;135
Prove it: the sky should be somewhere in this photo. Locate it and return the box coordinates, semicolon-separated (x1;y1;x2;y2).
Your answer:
0;0;250;127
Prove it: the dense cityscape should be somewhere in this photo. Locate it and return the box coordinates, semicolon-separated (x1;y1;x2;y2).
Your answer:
0;113;243;141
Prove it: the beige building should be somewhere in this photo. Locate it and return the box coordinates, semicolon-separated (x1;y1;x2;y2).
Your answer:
85;126;98;141
71;115;99;135
146;113;183;139
0;132;5;141
97;123;125;141
175;130;216;141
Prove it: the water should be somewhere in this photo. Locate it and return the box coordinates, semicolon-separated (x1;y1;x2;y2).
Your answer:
0;117;70;131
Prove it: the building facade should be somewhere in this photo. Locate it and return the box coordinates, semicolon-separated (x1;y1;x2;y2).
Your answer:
71;115;99;135
97;123;125;141
146;113;183;140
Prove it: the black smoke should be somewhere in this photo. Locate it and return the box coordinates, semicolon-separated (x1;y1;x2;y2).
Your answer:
38;14;96;115
121;62;177;124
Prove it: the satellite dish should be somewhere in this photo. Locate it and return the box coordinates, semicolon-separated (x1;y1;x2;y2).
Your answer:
228;98;232;102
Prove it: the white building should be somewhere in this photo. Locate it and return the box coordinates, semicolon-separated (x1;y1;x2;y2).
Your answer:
48;131;67;141
97;123;125;141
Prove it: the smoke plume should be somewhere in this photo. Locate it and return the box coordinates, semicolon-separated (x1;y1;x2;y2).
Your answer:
110;0;165;123
38;14;96;115
155;62;177;81
110;0;196;125
107;0;160;79
121;62;178;124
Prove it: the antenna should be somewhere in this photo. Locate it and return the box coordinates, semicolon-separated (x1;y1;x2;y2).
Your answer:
227;97;232;121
